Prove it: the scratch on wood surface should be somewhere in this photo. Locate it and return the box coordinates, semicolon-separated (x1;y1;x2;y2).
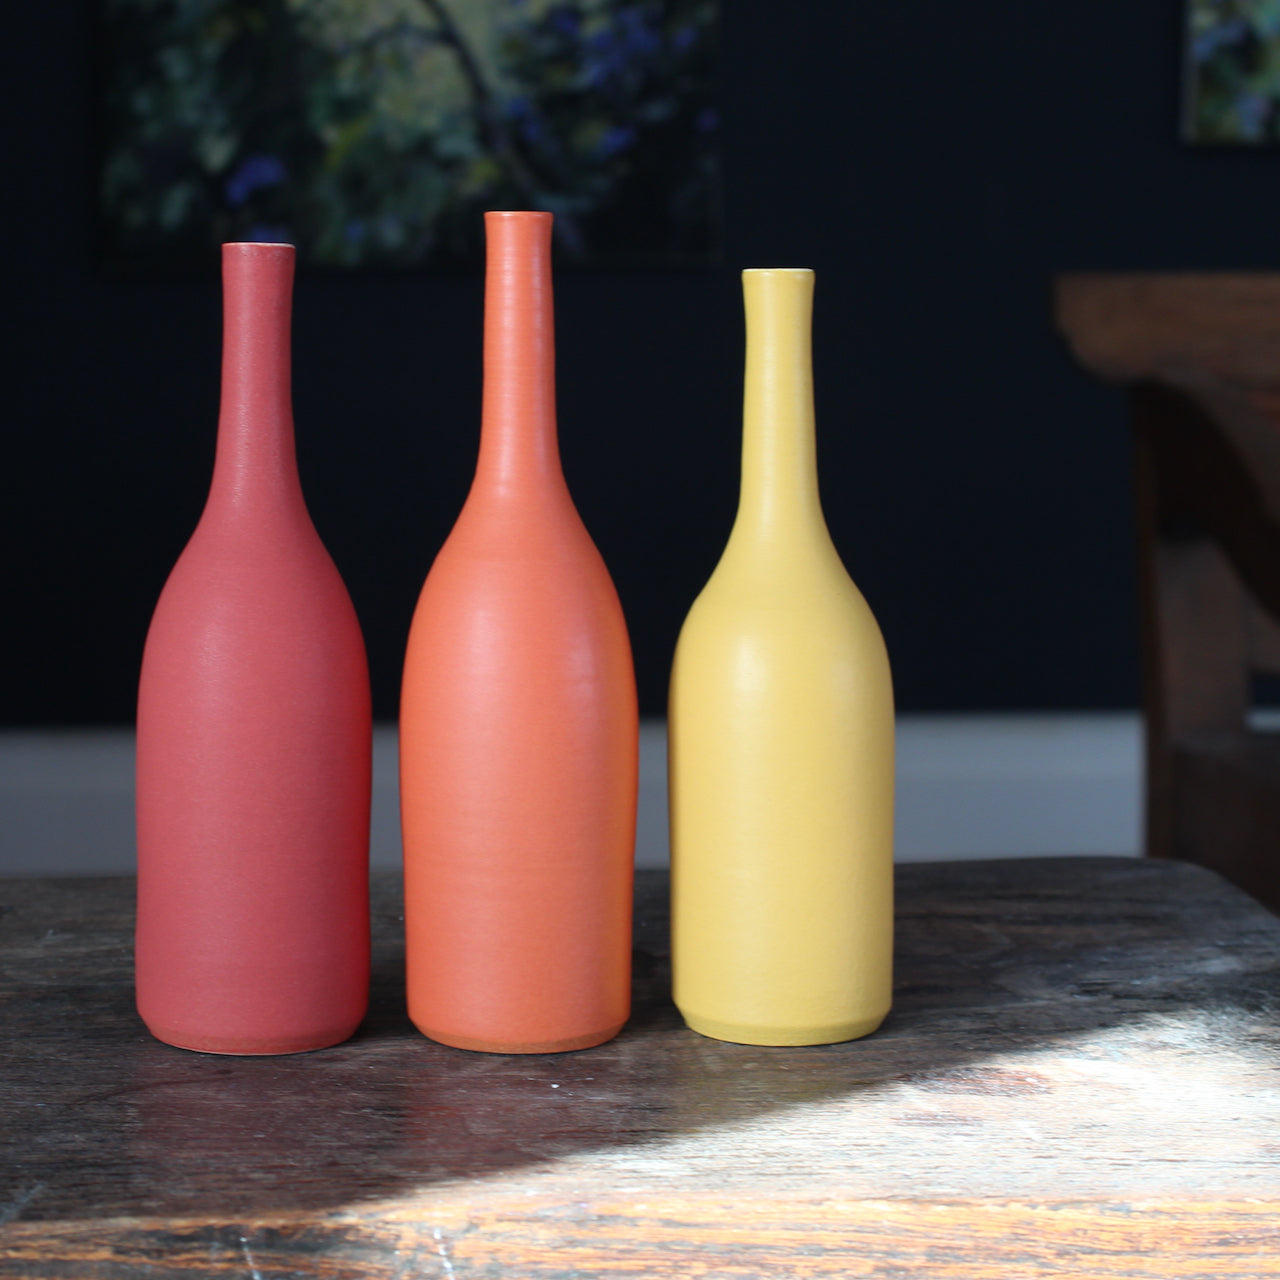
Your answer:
0;1183;44;1225
433;1226;457;1277
238;1233;264;1280
906;1067;1052;1096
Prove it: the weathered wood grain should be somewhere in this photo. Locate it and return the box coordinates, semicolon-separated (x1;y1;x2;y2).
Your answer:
1;1199;1278;1279
2;860;1279;1276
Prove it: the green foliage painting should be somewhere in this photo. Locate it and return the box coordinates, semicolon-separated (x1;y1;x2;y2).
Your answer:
1185;0;1280;141
101;0;720;266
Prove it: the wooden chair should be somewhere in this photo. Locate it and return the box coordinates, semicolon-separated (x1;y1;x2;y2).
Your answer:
1057;273;1280;913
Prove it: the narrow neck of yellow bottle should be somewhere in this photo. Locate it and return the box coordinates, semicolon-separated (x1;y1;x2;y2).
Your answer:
730;269;829;554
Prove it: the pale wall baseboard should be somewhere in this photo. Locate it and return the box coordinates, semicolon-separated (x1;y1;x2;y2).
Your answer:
0;714;1142;877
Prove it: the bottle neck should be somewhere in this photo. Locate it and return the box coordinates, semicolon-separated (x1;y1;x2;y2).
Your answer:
208;243;304;515
729;269;830;552
474;211;564;496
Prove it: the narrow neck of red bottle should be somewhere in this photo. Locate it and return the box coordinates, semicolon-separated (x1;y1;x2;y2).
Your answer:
210;243;304;511
475;212;563;493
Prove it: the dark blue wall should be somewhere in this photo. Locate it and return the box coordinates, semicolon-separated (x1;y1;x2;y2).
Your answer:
6;1;1275;723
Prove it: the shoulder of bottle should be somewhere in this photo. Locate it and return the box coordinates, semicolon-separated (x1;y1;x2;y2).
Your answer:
685;565;879;625
439;496;603;556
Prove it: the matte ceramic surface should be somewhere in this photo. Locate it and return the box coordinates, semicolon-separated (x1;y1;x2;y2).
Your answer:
135;243;371;1056
668;268;895;1047
400;212;637;1054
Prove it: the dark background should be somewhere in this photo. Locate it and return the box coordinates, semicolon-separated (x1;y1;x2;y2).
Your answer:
4;1;1274;725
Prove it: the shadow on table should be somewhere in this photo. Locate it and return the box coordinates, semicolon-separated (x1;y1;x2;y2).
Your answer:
3;858;1279;1222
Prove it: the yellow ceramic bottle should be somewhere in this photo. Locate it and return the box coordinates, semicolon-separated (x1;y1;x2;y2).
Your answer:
669;268;894;1046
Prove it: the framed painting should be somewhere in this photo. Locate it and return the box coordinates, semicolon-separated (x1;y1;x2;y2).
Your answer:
99;0;720;267
1184;1;1280;142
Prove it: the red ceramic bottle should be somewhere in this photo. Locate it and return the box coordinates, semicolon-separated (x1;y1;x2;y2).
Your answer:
400;211;638;1054
135;243;371;1055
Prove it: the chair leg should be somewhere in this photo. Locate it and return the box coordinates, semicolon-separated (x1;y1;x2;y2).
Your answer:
1174;734;1280;913
1133;390;1251;868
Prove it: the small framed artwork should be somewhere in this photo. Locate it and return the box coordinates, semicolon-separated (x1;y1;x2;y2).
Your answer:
99;0;721;268
1184;1;1280;142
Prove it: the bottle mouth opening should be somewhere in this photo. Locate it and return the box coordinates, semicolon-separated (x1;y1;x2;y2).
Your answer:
485;210;553;222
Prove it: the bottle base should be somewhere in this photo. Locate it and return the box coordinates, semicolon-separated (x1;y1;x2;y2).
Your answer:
679;1008;889;1047
143;1020;363;1056
414;1020;627;1055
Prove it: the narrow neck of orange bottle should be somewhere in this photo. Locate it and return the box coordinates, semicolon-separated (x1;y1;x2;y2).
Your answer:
475;212;563;493
732;269;828;548
210;243;304;513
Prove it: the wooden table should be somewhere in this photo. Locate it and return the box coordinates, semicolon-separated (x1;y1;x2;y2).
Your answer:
2;859;1279;1278
1056;273;1280;916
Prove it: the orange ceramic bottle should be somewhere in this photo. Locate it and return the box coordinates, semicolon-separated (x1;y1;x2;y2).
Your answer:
400;210;637;1054
135;243;371;1055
